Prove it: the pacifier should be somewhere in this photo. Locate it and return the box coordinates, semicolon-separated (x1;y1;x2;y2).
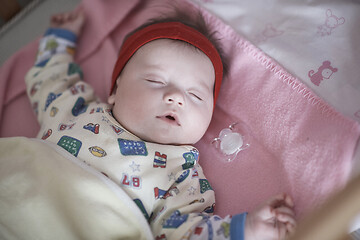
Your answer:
212;122;250;162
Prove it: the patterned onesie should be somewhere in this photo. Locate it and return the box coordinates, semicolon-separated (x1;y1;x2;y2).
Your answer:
25;28;247;240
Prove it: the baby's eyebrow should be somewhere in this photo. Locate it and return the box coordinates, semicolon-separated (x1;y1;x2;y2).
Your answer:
191;79;213;94
143;63;166;72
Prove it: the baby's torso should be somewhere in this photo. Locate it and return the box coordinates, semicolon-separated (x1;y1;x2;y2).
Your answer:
37;101;200;219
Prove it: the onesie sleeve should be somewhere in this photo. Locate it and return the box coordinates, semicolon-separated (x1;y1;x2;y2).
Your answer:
25;28;97;126
150;163;248;240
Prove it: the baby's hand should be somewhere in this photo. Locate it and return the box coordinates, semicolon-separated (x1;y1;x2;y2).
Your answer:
244;193;296;240
50;8;85;36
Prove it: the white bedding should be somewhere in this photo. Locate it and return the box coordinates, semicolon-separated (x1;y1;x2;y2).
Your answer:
192;0;360;185
193;0;360;124
0;137;153;240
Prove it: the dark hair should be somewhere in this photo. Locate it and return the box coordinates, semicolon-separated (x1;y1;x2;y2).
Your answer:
121;6;228;79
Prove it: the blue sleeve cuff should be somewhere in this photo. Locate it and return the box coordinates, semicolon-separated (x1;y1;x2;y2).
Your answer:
230;212;247;240
44;28;77;43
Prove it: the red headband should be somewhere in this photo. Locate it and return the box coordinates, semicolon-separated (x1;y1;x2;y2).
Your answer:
110;21;223;105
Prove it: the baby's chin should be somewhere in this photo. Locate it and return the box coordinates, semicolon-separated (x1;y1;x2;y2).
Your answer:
118;119;202;145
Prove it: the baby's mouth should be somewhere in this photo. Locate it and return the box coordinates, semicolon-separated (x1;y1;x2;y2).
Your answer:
166;115;175;121
157;113;180;126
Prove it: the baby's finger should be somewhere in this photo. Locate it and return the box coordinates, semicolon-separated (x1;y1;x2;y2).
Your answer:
258;205;276;220
50;15;63;27
286;222;296;234
285;194;294;207
276;221;288;239
63;12;74;21
276;211;297;226
266;193;287;207
51;13;70;25
51;14;62;22
274;206;296;218
68;12;78;21
268;193;295;208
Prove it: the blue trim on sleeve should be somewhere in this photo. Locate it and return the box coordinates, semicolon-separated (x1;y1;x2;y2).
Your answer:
230;212;247;240
35;59;50;67
44;28;77;43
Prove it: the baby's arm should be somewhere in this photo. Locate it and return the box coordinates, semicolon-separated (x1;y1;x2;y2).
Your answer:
25;9;93;126
244;193;297;240
34;9;84;67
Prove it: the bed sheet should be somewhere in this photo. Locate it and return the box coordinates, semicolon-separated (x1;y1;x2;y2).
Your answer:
193;0;360;124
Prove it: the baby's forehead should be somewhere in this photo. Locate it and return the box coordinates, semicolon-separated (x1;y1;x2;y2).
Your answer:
137;39;213;65
131;39;215;85
137;38;204;55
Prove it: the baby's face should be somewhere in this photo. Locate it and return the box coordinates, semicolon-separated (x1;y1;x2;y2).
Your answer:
108;39;215;145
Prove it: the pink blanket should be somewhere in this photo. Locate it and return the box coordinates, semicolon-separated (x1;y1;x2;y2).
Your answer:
1;0;359;219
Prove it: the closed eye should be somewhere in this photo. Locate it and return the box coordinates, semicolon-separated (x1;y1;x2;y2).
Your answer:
189;92;203;101
146;79;164;85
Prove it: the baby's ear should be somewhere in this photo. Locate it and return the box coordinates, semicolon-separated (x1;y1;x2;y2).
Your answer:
108;78;120;104
107;94;116;105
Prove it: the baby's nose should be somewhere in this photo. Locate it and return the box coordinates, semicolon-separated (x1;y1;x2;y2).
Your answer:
164;90;184;106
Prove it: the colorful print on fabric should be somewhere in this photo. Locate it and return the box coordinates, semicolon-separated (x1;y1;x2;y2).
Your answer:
50;107;58;117
182;149;198;170
129;161;140;172
32;102;39;116
194;226;204;236
72;97;88;116
187;186;197;195
89;107;104;114
154;186;179;200
176;170;190;183
217;222;231;238
308;61;338;86
69;84;85;95
45;38;58;53
192;167;199;178
205;219;214;239
163;210;188;229
30;81;42;96
67;63;83;79
58;123;76;131
111;125;124;135
57;135;82;157
199;179;213;194
45;92;62;111
153;151;167;168
253;23;284;44
317;9;345;37
155;234;166;240
41;129;52;140
88;146;107;157
66;46;76;56
121;173;142;189
83;123;100;134
133;198;150;220
118;139;148;156
203;203;216;213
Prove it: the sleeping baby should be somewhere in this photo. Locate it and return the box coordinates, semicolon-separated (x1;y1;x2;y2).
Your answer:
25;7;296;240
